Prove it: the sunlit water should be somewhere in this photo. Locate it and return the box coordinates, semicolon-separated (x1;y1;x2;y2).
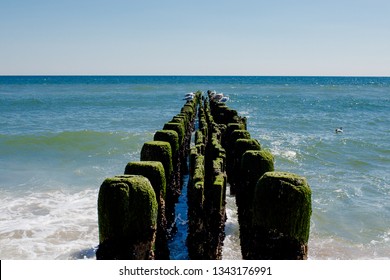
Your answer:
1;76;389;259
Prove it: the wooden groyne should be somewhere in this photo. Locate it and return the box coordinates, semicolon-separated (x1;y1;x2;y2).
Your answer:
187;93;227;259
96;90;312;260
97;91;199;260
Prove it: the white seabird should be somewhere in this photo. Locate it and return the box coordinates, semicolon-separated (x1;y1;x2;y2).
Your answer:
335;127;343;133
219;96;230;102
183;92;194;101
212;93;224;101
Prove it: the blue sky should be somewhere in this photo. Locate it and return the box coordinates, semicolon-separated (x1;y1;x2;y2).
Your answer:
1;0;389;76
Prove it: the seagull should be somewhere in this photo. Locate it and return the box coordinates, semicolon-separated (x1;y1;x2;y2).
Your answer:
183;92;194;101
212;93;224;101
335;127;343;133
219;96;230;102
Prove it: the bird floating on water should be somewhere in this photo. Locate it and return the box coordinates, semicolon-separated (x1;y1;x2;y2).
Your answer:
335;127;343;133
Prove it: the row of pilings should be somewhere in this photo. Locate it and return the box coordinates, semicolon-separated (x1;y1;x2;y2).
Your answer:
96;91;200;260
205;90;312;259
96;90;312;260
187;93;228;259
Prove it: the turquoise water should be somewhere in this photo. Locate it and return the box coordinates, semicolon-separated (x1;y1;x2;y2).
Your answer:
0;76;389;259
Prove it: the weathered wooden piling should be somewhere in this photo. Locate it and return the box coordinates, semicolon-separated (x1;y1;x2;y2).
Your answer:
96;175;158;260
225;130;251;171
124;161;169;260
163;122;185;149
154;130;181;195
249;171;312;260
140;141;176;232
203;171;226;259
154;130;179;162
223;122;246;148
163;120;187;177
238;150;274;259
229;138;261;195
187;152;206;259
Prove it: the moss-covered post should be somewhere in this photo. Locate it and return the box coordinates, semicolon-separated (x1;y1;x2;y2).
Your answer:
203;172;226;260
154;129;181;195
230;138;261;195
140;141;176;233
202;124;227;260
249;171;312;260
163;121;187;179
124;161;169;260
225;130;251;194
222;122;246;149
187;153;206;259
163;122;185;148
154;130;179;163
96;175;158;260
238;150;274;259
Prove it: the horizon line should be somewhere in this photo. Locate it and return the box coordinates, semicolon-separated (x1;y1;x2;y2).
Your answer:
1;74;390;78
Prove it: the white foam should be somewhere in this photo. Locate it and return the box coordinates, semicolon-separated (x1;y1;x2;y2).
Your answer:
222;192;242;260
271;147;299;162
0;188;99;260
308;231;390;260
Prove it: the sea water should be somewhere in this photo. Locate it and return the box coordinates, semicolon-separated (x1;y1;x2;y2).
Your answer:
0;76;389;260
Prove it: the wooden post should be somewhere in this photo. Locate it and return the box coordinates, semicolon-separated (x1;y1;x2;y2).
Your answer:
249;171;312;260
140;141;176;231
238;150;274;259
124;161;169;259
96;175;158;260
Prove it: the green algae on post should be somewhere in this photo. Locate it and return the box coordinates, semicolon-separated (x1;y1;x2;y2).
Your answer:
234;138;261;155
97;175;158;260
250;171;312;259
240;150;274;187
154;130;179;157
124;161;169;260
124;161;166;199
208;173;225;212
230;130;251;144
237;149;275;259
163;122;185;145
253;171;312;242
141;141;173;181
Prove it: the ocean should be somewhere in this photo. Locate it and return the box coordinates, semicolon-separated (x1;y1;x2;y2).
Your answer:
0;76;389;260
